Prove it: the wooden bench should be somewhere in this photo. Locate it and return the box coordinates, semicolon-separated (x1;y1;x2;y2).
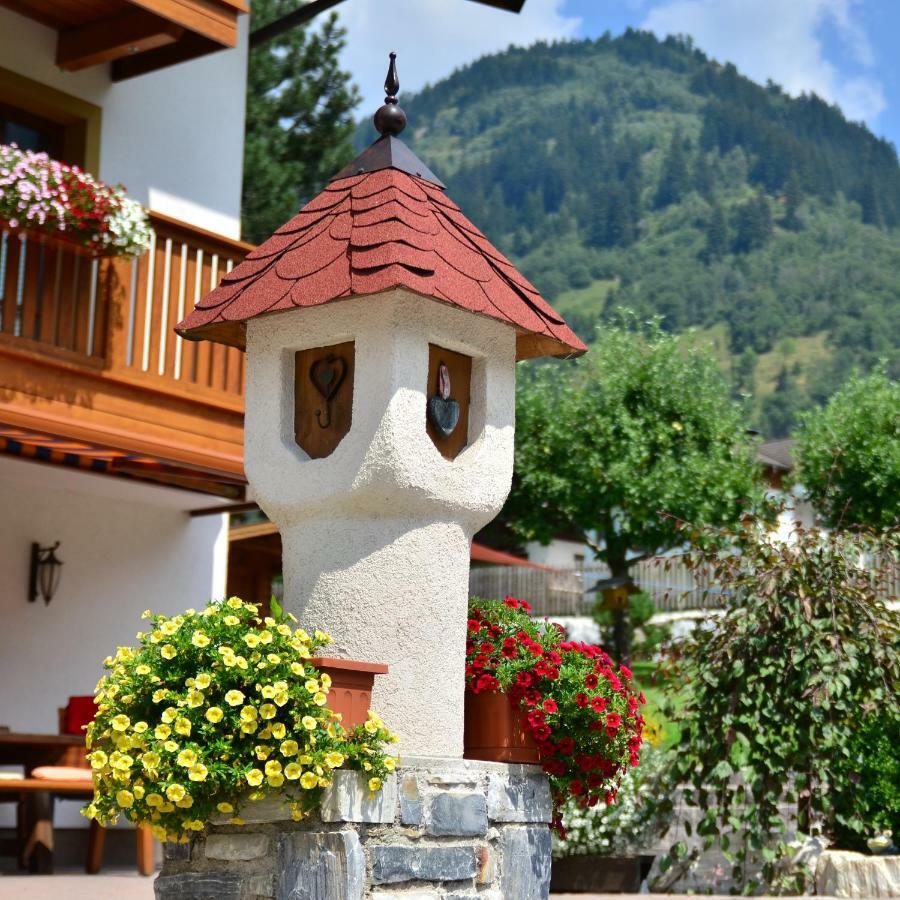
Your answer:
0;778;153;875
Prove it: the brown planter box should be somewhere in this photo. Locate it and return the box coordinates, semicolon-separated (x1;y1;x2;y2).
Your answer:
464;689;540;764
310;657;388;730
550;854;654;893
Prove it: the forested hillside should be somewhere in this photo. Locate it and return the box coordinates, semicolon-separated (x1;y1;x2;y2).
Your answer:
356;31;900;436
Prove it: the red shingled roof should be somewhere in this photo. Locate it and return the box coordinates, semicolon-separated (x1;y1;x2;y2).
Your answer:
176;166;586;360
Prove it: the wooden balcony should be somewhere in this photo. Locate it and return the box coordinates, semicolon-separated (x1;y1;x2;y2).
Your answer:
0;213;250;495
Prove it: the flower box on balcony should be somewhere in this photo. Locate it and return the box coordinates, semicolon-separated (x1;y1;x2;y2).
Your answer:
0;143;151;258
311;657;389;730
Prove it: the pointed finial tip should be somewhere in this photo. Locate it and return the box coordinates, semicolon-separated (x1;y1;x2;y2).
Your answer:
374;51;406;137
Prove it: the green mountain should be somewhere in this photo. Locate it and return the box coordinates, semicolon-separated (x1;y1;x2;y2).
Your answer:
356;31;900;437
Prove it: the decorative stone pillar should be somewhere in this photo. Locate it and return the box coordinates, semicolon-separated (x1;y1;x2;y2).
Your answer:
172;52;585;900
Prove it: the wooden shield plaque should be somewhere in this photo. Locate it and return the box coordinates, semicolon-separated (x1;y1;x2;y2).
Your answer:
294;341;355;459
426;343;472;460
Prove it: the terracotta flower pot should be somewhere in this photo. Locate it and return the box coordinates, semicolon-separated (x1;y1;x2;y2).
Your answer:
310;657;388;729
464;689;540;764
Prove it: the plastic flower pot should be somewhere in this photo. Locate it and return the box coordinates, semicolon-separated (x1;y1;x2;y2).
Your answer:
464;689;540;764
310;657;388;729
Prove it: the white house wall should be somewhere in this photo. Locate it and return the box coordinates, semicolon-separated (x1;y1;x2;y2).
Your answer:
0;456;228;826
0;7;248;239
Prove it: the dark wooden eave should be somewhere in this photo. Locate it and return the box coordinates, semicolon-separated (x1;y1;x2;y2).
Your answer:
0;0;248;80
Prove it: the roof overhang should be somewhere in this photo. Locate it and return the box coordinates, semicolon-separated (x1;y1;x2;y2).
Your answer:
1;0;248;80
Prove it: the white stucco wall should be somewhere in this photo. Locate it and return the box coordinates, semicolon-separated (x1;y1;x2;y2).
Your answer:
0;7;248;239
244;290;518;758
0;455;228;825
525;537;593;568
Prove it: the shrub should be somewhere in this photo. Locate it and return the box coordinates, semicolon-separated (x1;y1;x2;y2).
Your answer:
84;597;398;841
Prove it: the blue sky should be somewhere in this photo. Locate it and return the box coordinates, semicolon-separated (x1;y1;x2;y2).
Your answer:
335;0;900;151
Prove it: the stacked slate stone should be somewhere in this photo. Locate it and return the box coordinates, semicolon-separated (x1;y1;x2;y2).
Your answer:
155;759;552;900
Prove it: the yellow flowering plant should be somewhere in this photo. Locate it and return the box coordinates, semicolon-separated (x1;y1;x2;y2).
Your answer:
83;597;398;841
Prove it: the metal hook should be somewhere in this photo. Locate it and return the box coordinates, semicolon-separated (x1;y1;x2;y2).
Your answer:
315;404;332;429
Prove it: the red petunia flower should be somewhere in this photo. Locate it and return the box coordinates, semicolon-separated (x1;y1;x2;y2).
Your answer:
542;698;558;714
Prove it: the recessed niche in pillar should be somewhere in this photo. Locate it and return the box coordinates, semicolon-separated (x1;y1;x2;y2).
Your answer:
294;341;355;459
426;343;472;460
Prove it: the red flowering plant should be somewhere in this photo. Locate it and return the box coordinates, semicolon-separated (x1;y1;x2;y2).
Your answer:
466;597;645;831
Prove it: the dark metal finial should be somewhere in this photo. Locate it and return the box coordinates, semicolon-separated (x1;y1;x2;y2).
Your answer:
374;51;406;137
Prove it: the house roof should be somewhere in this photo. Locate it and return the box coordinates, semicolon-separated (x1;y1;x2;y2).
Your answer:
757;438;795;472
470;542;551;570
176;56;585;361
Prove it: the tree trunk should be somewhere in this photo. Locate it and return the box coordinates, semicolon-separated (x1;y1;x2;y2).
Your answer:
609;557;632;665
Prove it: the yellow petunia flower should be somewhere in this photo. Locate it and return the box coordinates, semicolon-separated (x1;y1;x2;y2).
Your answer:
258;631;273;645
226;597;243;609
160;621;179;636
243;633;260;649
271;723;286;740
268;773;284;787
141;751;161;771
176;749;197;768
274;691;289;708
165;784;186;802
111;715;130;732
304;680;319;694
146;793;164;808
164;740;179;753
116;790;134;808
191;631;210;648
161;707;177;724
284;762;302;780
223;615;240;626
205;707;223;724
324;751;344;769
133;721;149;733
290;662;305;676
187;690;205;709
194;673;212;690
280;740;299;758
384;757;397;772
135;665;151;676
301;716;317;731
160;645;177;660
254;745;271;761
368;777;382;792
174;717;191;737
240;720;258;735
225;690;245;707
216;802;234;814
152;690;169;703
245;769;264;787
260;684;276;699
320;673;332;690
176;795;194;808
300;771;318;790
154;724;171;740
264;760;282;777
89;750;108;769
259;704;276;720
313;692;328;707
239;705;257;722
188;763;208;782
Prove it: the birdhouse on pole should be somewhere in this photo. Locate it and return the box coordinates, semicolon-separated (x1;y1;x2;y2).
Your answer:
177;54;585;758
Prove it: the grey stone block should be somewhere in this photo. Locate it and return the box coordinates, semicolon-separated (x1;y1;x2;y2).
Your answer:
246;874;275;899
205;833;271;861
500;826;552;900
370;844;476;884
399;772;424;826
163;841;191;861
320;770;397;824
426;791;487;837
217;795;294;824
277;830;365;900
154;873;243;900
487;774;552;823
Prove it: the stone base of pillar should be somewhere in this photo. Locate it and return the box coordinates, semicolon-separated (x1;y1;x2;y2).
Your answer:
155;757;553;900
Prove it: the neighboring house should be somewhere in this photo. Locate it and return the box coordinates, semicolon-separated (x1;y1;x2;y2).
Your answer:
757;438;817;540
0;1;250;844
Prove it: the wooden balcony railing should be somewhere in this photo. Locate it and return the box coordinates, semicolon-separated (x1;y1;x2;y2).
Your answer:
0;213;252;482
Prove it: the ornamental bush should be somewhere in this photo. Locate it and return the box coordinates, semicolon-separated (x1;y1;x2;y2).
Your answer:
0;143;152;257
466;597;644;830
84;597;397;842
656;521;900;893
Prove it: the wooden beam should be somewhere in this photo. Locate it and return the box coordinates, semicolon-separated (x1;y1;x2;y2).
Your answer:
57;11;184;72
229;521;279;541
130;0;241;46
250;0;346;48
190;500;260;517
111;31;218;81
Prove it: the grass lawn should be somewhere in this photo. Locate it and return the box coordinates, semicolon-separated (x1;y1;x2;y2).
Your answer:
630;659;684;751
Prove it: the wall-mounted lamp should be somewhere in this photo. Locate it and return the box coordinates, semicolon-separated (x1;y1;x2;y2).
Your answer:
29;542;63;605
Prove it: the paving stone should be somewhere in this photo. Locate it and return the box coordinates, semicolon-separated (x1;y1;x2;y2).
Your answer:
399;772;424;826
154;873;243;900
370;844;476;884
205;832;271;861
277;830;365;900
426;791;487;837
487;773;552;823
320;770;397;824
500;826;552;899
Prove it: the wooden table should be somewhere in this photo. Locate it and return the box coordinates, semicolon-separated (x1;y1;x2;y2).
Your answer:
0;732;88;873
0;731;86;773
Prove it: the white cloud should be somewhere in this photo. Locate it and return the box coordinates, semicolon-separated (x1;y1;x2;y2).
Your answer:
334;0;581;117
641;0;885;124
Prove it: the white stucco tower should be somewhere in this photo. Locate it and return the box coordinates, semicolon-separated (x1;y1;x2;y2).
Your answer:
178;55;585;759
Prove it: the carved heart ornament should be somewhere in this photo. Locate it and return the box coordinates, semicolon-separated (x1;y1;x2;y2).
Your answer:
428;395;460;438
309;354;347;401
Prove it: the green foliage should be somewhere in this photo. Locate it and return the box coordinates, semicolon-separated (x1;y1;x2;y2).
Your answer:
388;31;900;438
505;315;766;577
658;522;900;892
242;2;358;243
794;367;900;528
